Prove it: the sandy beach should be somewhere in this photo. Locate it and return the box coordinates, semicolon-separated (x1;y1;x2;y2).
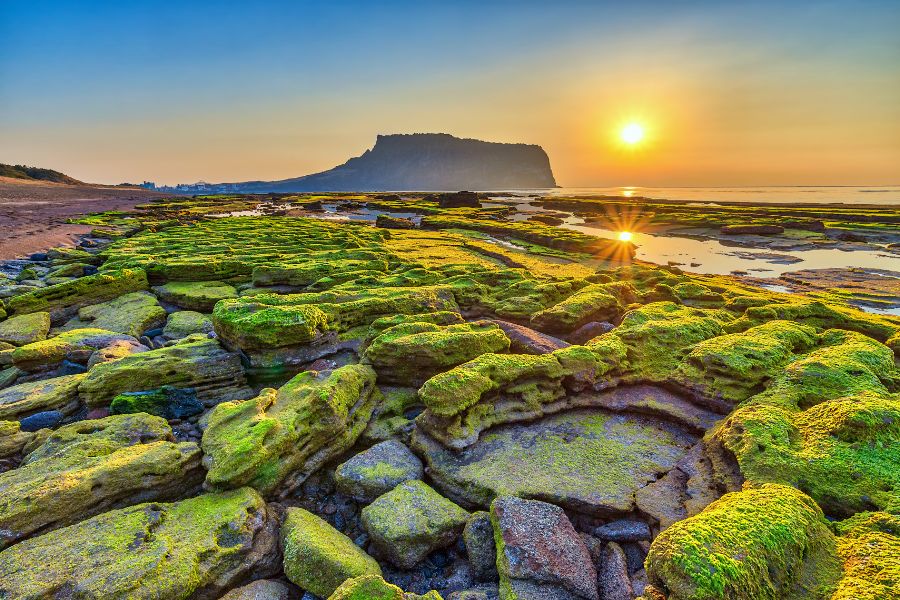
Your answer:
0;176;172;259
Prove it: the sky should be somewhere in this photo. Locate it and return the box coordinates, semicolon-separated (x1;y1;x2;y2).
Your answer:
1;1;899;187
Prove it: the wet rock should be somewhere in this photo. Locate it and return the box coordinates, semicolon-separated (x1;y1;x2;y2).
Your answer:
491;496;598;600
153;280;239;312
78;337;252;408
0;413;203;549
203;365;378;496
59;291;166;338
597;542;633;600
362;480;470;569
0;488;280;599
429;191;480;209
414;407;697;516
593;519;652;543
568;321;614;345
110;385;205;420
219;579;295;600
490;320;570;354
334;439;424;502
0;312;51;346
364;320;509;386
0;373;84;420
281;507;382;598
18;409;64;432
463;511;497;582
163;310;214;339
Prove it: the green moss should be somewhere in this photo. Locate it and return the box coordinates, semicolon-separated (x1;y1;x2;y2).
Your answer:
328;574;444;600
153;280;238;311
530;281;638;332
0;373;85;420
61;291;166;337
5;269;149;320
364;320;511;384
831;512;900;599
202;364;378;495
214;299;330;349
0;488;276;599
644;484;842;600
0;311;51;346
281;507;382;598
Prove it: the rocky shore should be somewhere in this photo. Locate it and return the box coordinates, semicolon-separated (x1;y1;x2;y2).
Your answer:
0;193;897;599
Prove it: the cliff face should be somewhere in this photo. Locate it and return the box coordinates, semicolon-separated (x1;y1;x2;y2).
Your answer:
225;134;557;192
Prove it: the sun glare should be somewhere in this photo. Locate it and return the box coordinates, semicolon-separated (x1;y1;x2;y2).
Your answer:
620;123;644;145
618;231;633;242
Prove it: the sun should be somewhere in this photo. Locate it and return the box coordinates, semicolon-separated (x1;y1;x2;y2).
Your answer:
618;231;633;242
620;123;644;144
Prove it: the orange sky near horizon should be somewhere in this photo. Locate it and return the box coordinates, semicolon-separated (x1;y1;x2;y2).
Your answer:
1;2;898;187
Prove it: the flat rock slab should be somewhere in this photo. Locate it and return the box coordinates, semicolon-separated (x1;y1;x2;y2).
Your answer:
414;405;698;516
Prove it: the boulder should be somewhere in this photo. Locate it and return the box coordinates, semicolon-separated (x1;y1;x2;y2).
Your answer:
530;282;638;333
376;214;416;229
4;268;149;323
0;312;51;346
110;385;205;420
0;413;203;549
77;337;252;408
430;191;481;208
153;280;239;312
218;580;294;600
60;291;166;337
644;485;841;599
163;310;214;339
464;511;498;582
413;407;697;516
0;488;280;599
18;409;64;431
361;480;470;568
281;507;382;598
597;542;633;600
0;420;33;460
334;439;424;502
0;373;84;420
203;365;378;496
363;321;510;385
491;496;598;600
490;320;570;354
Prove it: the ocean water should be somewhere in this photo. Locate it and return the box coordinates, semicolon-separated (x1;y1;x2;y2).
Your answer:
514;186;900;206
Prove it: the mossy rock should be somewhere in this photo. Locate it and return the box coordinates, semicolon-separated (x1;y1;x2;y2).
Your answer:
0;373;84;420
281;507;382;597
0;311;50;346
413;405;697;515
644;484;842;599
831;511;900;599
0;488;279;599
202;364;378;495
334;439;424;502
163;310;214;339
364;320;510;385
153;280;239;312
361;480;470;569
11;327;137;372
530;281;637;332
0;419;33;460
78;337;251;407
4;268;149;322
110;385;204;420
60;291;166;337
416;344;620;449
0;413;203;549
328;574;443;600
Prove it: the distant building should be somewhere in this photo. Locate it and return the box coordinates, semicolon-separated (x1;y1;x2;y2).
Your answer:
139;181;157;190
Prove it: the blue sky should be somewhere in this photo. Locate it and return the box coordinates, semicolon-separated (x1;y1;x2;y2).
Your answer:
2;1;898;185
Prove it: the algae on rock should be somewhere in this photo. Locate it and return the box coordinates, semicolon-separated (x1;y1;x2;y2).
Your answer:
0;488;280;599
202;364;379;496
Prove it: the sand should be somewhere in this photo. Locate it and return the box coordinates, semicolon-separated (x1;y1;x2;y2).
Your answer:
0;176;173;260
